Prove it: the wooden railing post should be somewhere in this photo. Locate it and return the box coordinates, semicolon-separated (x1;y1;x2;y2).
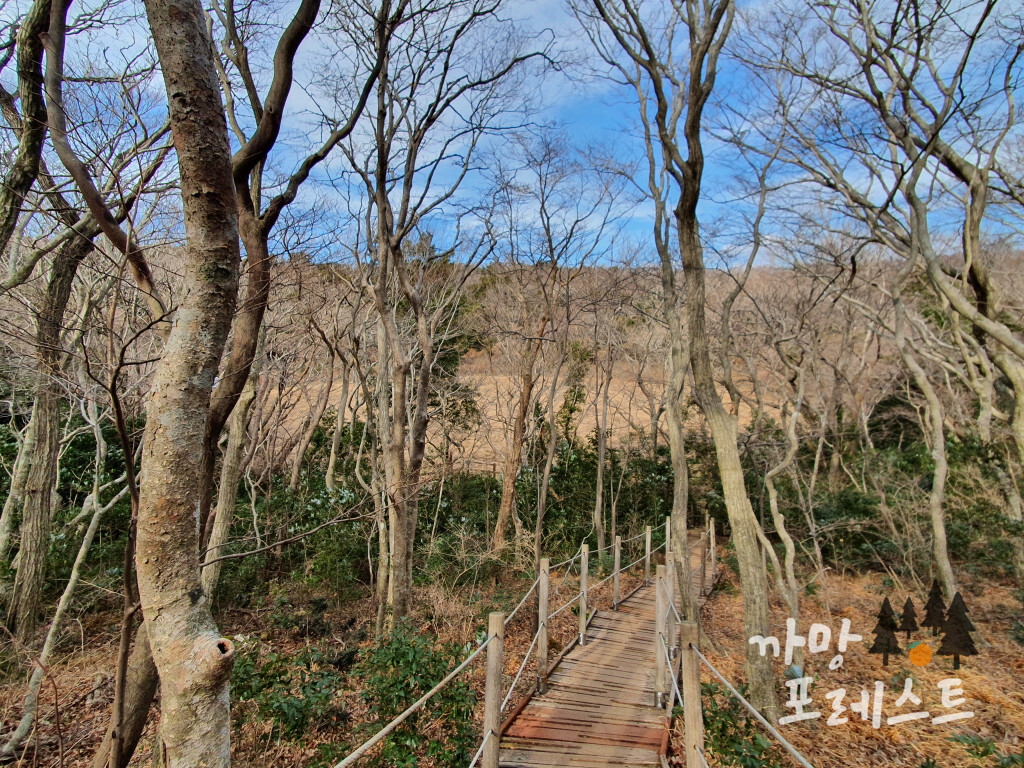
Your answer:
680;621;705;766
699;533;707;597
654;564;667;708
537;558;549;694
644;524;652;583
612;535;621;609
483;611;504;768
665;556;677;660
665;515;671;553
710;523;716;583
579;543;589;646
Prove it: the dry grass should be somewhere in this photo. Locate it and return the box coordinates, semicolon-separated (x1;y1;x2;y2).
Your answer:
676;568;1024;768
5;560;1018;768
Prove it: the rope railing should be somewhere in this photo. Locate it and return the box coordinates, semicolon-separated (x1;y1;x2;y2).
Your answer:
336;517;679;768
659;631;684;707
466;729;493;768
333;635;493;768
503;578;539;627
690;644;815;768
646;526;812;768
548;590;581;619
619;528;649;544
501;629;540;711
549;544;583;571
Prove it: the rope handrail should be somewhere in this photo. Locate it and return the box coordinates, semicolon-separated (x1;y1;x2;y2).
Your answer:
659;632;683;708
334;635;494;768
587;568;616;592
467;728;493;768
658;577;684;623
549;544;583;571
501;627;540;712
338;517;675;767
619;528;648;545
656;559;706;624
687;531;708;552
690;643;815;768
504;578;539;627
551;556;579;599
549;590;581;619
619;550;648;574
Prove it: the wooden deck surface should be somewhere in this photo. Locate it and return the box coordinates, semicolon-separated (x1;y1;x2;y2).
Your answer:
498;533;714;768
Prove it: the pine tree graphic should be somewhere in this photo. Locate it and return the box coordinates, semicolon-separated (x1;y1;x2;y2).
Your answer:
898;596;919;640
937;592;978;670
922;579;946;636
869;596;902;666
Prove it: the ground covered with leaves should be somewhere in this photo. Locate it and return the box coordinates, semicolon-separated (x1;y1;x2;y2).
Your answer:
685;566;1024;768
0;555;643;768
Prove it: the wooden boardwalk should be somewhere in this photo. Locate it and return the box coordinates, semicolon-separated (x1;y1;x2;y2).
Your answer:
498;533;714;768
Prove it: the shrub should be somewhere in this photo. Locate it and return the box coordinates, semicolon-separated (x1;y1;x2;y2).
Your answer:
700;682;782;768
355;620;477;768
231;643;346;738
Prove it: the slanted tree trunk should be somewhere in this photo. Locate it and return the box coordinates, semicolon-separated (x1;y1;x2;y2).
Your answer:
289;355;335;491
90;628;158;768
0;440;28;562
493;328;546;551
893;293;956;598
592;337;611;556
679;222;779;720
133;0;241;760
534;353;565;571
492;372;533;552
202;369;259;596
325;361;351;490
6;236;92;642
0;0;49;256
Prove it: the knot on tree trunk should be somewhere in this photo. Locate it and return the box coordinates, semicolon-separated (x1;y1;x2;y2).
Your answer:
197;635;235;686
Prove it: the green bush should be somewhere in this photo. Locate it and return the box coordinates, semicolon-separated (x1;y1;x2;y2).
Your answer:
231;643;346;738
355;620;477;768
700;682;782;768
948;734;997;759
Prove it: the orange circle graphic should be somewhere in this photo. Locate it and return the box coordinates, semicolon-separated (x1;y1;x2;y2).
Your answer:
908;643;932;667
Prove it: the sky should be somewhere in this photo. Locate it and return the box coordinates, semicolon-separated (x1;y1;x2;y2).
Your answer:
3;0;1020;271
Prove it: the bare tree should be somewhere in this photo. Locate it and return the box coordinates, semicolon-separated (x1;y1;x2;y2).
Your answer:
129;0;241;760
330;0;543;625
737;0;1024;593
575;0;780;716
485;133;619;553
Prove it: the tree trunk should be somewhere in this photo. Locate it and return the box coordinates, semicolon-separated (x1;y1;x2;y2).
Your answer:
0;438;29;563
663;310;695;619
202;371;258;597
289;357;334;491
325;363;351;490
534;355;565;573
134;0;241;760
893;299;956;598
6;236;92;642
90;625;159;768
592;340;611;556
679;223;779;721
993;463;1024;579
0;0;49;256
492;371;533;551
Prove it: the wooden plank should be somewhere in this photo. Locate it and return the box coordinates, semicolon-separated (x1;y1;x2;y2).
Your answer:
497;531;714;768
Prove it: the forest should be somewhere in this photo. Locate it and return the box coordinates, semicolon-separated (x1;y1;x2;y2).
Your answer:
0;0;1022;765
